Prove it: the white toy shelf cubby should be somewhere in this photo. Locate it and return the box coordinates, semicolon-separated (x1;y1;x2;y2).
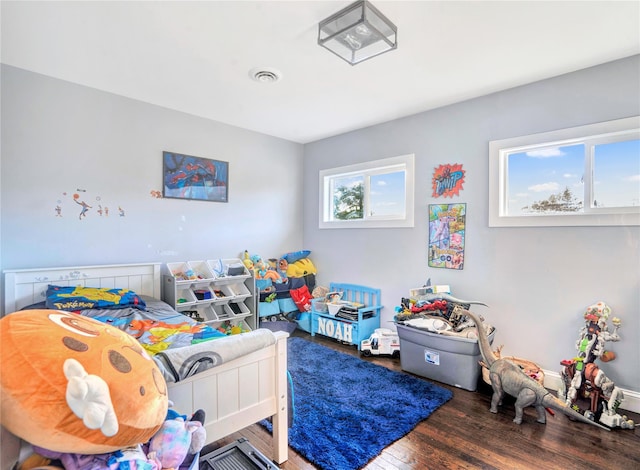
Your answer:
162;258;256;330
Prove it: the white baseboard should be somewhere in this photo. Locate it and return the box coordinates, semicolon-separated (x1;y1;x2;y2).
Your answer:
543;369;640;414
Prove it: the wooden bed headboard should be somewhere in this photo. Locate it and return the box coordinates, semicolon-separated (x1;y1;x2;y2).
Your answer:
3;263;162;316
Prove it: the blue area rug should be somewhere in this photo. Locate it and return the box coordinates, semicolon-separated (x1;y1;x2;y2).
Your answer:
261;337;453;470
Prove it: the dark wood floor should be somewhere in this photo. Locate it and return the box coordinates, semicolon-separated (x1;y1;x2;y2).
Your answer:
207;330;640;469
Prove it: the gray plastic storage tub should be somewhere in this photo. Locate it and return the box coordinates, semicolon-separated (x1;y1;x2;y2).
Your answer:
396;322;495;391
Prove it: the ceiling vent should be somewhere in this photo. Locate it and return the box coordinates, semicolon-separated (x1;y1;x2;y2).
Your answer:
249;67;282;83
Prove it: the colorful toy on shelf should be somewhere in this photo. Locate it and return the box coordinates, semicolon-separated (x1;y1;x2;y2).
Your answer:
557;301;635;429
246;253;280;282
242;250;254;271
277;258;289;278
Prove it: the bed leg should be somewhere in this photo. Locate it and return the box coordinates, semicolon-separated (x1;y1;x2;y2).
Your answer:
272;332;289;464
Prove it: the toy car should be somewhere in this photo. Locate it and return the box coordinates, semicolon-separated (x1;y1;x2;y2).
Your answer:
360;328;400;357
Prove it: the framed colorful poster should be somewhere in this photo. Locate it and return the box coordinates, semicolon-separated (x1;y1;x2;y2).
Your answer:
163;151;228;202
428;203;466;270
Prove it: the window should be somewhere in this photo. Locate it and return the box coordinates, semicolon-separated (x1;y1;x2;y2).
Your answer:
319;154;414;229
489;117;640;227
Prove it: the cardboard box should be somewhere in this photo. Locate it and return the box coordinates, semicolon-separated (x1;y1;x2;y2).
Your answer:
396;322;495;391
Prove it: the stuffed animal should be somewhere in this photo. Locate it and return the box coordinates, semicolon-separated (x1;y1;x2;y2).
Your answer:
0;310;168;454
112;444;161;469
242;250;254;272
262;269;282;283
286;257;317;278
187;409;207;455
176;409;207;469
147;417;201;469
16;453;54;470
250;254;268;278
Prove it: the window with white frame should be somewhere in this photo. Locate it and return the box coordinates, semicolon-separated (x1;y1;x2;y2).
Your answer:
489;116;640;227
319;154;415;229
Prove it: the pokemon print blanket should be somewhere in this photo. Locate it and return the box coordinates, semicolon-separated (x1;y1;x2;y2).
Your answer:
23;296;276;383
80;297;276;383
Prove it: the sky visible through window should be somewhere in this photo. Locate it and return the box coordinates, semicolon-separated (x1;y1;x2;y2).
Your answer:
593;140;640;208
507;139;640;214
332;170;405;218
369;170;405;216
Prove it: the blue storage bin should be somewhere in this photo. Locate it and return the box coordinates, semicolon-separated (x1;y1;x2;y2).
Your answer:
274;281;292;298
258;301;281;318
256;278;272;291
296;311;312;333
278;297;298;313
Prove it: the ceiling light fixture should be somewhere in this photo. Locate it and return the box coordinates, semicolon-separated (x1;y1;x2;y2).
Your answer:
249;67;282;83
318;0;397;65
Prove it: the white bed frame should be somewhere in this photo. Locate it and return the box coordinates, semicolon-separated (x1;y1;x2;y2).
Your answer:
1;263;289;467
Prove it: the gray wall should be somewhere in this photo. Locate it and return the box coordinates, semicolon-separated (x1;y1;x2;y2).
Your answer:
303;55;640;392
2;57;639;395
0;64;304;274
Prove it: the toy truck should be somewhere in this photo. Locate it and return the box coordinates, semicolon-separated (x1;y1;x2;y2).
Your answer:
360;328;400;357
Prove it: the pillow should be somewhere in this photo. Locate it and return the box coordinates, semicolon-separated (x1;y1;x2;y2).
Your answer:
281;250;311;263
46;285;146;311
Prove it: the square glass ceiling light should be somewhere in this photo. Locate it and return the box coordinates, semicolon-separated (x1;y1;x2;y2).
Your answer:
318;0;398;65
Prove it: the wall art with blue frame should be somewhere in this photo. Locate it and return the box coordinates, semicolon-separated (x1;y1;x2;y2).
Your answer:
163;151;228;202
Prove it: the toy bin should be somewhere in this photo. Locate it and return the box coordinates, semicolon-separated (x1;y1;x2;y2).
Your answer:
167;262;195;281
191;286;214;301
274;281;292;298
228;300;250;316
295;311;312;333
278;297;298;314
187;260;215;281
175;288;197;307
221;282;251;300
258;301;281;318
255;278;272;291
206;258;249;278
201;305;220;322
209;304;234;321
311;298;327;313
395;323;496;392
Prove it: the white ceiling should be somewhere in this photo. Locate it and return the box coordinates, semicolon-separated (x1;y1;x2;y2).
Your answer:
2;1;639;144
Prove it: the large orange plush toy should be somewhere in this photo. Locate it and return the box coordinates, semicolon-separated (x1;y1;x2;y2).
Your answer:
0;310;168;454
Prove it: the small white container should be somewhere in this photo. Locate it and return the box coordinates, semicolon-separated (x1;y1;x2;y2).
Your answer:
228;301;250;316
167;262;193;281
221;282;251;300
327;302;345;316
175;288;197;306
187;260;216;281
